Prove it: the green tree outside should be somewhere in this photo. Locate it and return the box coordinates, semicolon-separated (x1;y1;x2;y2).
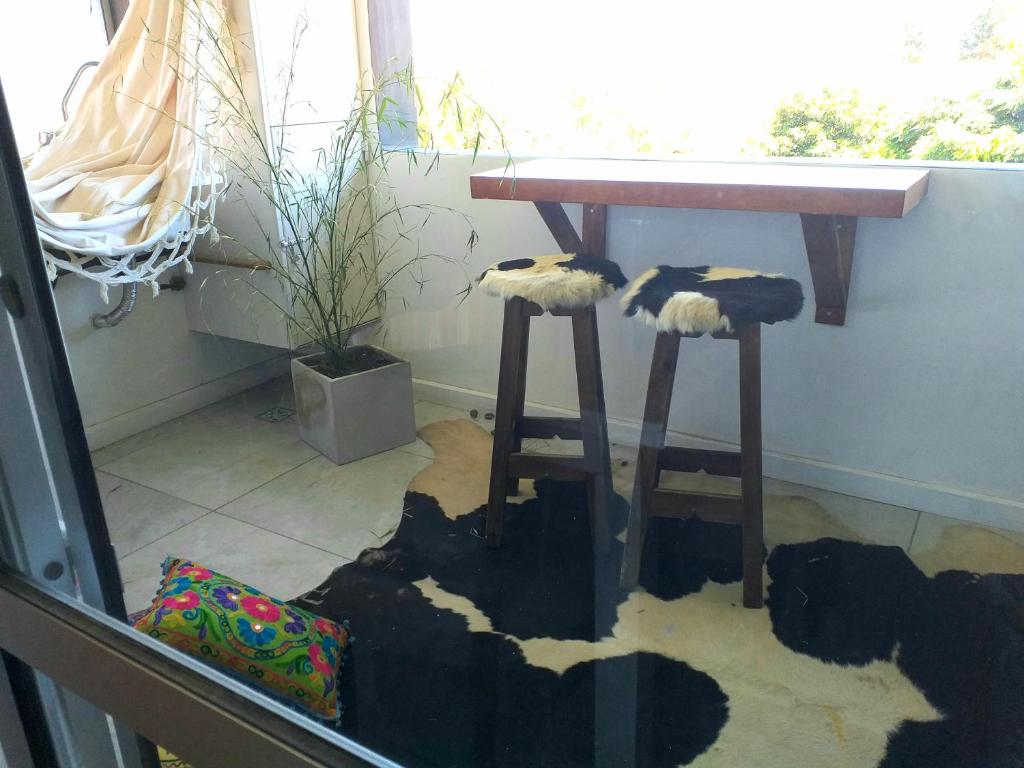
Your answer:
764;57;1024;162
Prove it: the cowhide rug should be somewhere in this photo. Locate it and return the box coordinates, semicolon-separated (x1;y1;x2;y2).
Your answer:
294;419;1024;768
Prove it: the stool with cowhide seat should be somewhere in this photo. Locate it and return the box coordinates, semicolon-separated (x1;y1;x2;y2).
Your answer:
619;266;803;607
479;253;628;554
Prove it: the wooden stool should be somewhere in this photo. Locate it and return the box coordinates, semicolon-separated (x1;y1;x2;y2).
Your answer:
479;254;628;554
618;266;804;607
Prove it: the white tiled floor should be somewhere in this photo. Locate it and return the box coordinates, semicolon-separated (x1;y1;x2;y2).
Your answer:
93;375;437;613
99;402;319;509
95;374;1022;614
95;472;208;558
219;450;431;560
117;513;349;615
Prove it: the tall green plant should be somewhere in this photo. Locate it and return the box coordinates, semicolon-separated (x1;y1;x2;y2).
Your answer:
166;3;508;377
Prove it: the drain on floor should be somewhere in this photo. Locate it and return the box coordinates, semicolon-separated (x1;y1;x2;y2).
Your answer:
256;406;295;423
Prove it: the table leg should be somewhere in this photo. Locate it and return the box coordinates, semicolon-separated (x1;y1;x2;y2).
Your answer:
533;201;610;260
534;202;583;253
581;204;608;259
800;213;857;326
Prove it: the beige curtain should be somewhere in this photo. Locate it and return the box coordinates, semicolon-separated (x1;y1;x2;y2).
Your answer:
23;0;227;296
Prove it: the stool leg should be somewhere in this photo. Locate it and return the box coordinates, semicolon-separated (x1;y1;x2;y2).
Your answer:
507;310;531;496
571;306;613;555
739;324;764;608
486;298;529;547
621;332;680;588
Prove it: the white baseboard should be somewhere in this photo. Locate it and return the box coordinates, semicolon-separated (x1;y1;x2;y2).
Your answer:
412;378;1024;534
85;355;290;450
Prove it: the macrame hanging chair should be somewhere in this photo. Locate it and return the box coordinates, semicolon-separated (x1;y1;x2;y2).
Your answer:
21;0;229;325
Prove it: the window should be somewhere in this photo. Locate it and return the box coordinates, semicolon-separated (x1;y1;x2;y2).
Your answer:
409;0;1024;162
0;0;108;154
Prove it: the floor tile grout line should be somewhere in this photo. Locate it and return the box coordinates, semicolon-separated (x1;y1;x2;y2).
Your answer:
210;453;325;510
95;471;216;514
394;444;434;460
213;454;428;558
212;443;430;512
98;472;215;557
101;448;321;512
117;506;357;567
105;435;427;516
91;407;232;470
213;510;362;562
907;510;923;552
91;431;167;470
105;390;423;563
116;510;216;561
92;396;300;471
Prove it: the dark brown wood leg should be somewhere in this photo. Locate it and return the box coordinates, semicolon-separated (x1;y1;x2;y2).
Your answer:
621;332;681;588
800;213;857;326
581;204;608;258
739;324;764;608
507;312;531;496
486;298;529;547
534;201;584;253
572;307;612;555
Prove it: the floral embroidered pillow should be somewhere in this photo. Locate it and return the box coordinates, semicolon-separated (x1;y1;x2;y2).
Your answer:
134;558;349;719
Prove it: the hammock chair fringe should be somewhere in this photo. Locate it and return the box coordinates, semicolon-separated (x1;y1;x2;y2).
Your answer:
25;0;231;319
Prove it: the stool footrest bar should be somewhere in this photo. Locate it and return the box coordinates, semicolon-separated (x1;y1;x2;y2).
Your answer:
508;453;590;481
516;417;584;440
650;489;743;525
657;447;742;477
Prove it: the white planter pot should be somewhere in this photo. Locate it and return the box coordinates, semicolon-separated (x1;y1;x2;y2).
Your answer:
291;347;416;465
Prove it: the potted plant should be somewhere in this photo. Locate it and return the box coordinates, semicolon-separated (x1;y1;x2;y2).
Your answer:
290;341;417;466
187;13;506;463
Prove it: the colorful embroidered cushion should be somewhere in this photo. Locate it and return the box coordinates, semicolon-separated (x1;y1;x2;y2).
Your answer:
134;558;349;719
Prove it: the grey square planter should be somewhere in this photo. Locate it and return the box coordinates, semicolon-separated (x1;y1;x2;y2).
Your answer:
291;347;416;465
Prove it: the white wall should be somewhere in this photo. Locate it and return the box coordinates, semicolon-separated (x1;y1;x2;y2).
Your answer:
383;154;1024;530
54;274;285;448
9;0;360;448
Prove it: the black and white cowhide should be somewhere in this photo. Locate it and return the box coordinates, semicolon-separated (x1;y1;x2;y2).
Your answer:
622;266;804;335
769;539;1024;768
293;420;1024;768
478;254;628;311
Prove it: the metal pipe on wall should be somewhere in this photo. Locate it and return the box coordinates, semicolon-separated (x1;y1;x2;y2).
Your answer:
91;282;138;328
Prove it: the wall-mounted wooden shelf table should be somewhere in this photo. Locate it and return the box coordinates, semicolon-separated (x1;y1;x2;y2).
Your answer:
470;159;930;325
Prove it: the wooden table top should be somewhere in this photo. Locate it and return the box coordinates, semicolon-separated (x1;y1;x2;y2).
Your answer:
470;158;930;219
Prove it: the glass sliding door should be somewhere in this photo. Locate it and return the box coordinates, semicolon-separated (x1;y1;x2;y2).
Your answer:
6;1;1017;765
0;69;155;768
0;79;392;768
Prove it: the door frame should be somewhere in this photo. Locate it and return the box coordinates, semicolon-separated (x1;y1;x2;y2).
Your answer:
0;78;394;768
0;567;394;768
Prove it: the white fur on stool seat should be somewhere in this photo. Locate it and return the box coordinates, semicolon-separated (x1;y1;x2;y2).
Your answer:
478;254;628;311
622;266;804;334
